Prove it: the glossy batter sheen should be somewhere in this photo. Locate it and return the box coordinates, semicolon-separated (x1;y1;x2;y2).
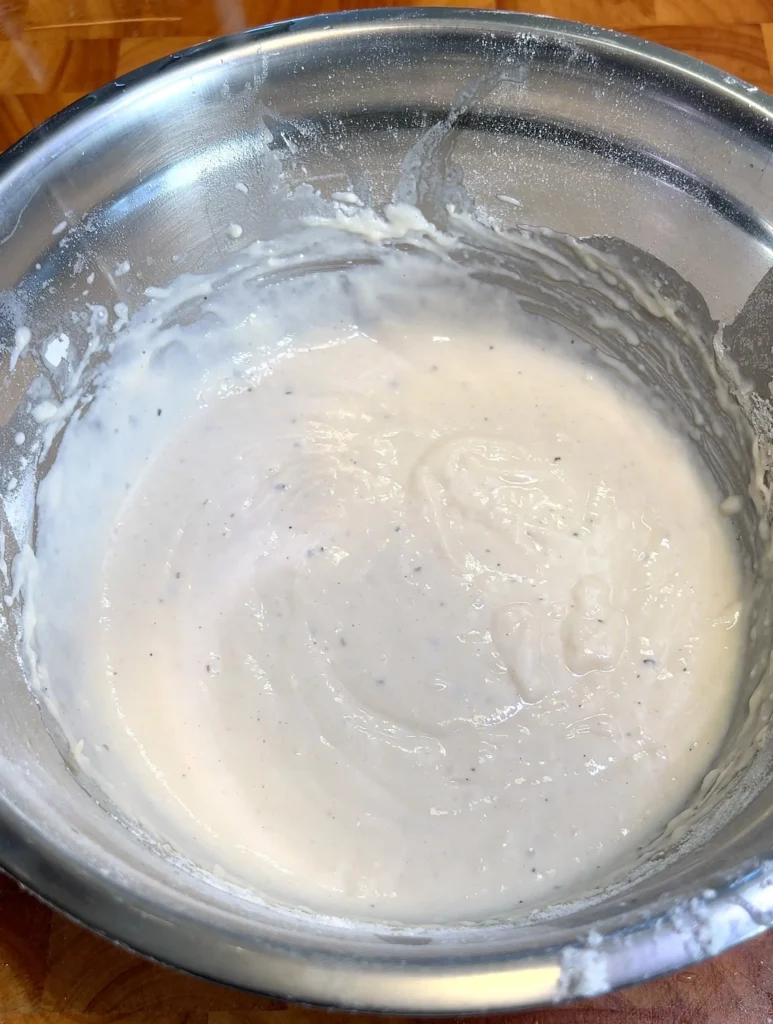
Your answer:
28;274;744;923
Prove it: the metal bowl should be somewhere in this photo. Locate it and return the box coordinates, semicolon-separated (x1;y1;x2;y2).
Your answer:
2;8;773;1012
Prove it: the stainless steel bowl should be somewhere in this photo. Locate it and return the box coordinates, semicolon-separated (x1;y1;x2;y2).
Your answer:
2;8;773;1012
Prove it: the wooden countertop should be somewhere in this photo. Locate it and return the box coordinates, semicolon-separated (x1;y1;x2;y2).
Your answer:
2;1;773;1021
4;0;773;150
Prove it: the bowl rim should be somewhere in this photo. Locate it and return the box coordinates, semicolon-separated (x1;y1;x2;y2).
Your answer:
2;7;773;1012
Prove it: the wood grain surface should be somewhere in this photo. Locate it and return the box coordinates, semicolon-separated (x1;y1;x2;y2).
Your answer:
1;0;773;1021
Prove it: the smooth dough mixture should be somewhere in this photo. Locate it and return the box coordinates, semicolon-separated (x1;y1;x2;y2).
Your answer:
26;241;744;924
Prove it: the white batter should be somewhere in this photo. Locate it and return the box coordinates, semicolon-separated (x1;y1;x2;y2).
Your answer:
25;238;744;924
